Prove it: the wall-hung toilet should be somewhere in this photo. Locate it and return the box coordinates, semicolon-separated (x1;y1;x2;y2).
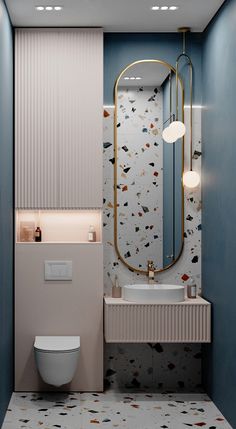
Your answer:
34;336;80;387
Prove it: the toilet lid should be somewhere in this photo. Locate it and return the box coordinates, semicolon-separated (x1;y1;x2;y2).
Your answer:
34;336;80;352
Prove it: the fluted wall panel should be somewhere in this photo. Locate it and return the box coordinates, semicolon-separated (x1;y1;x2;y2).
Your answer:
15;29;103;209
104;298;211;343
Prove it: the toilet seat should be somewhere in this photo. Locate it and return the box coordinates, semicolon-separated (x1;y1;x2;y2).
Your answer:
34;336;80;353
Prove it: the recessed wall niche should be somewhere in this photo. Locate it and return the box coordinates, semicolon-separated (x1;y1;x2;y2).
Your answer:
16;210;102;243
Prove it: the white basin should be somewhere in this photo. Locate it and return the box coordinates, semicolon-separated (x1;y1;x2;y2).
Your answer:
123;284;185;303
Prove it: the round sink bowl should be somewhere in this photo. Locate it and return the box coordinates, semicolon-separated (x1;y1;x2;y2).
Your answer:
123;284;185;303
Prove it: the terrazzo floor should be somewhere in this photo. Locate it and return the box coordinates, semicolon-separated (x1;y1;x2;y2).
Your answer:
2;391;232;429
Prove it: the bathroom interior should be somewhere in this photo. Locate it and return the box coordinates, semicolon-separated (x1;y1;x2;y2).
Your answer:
0;0;235;428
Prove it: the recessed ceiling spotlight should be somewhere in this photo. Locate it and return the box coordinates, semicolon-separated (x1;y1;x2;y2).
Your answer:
54;6;63;11
36;6;44;11
151;5;178;11
45;6;53;11
124;76;142;80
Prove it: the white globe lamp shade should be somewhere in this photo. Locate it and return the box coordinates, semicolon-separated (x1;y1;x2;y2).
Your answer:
169;120;186;139
162;126;176;143
183;170;200;188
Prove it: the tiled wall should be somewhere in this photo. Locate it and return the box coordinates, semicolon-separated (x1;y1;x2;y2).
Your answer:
103;105;202;391
116;86;164;270
105;343;202;391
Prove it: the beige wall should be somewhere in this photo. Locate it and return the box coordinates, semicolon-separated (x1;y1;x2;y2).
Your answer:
15;243;103;391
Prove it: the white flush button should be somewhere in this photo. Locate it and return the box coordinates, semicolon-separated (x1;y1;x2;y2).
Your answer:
44;260;72;281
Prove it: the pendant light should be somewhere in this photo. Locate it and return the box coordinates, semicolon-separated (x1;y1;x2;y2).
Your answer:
172;27;189;140
163;27;189;142
183;170;200;188
162;27;200;188
162;28;187;143
162;71;177;143
176;27;200;188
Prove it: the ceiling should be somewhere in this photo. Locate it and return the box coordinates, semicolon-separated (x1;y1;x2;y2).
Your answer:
5;0;225;31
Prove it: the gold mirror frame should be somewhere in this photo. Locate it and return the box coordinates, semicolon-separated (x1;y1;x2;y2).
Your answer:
114;59;185;274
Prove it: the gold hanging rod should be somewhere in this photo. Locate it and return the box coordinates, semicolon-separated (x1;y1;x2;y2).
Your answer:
176;27;193;171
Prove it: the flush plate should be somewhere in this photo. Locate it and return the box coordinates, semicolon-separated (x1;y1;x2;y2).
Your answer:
44;260;73;281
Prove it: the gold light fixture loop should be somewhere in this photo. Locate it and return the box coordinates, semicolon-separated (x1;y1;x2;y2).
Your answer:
176;27;193;169
162;70;178;143
162;28;191;144
176;28;200;188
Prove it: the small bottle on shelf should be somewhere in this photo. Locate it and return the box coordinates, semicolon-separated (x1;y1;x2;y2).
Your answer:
34;226;42;242
88;225;96;242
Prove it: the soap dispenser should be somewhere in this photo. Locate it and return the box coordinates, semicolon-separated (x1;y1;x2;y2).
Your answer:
112;275;122;298
187;278;197;299
88;225;96;242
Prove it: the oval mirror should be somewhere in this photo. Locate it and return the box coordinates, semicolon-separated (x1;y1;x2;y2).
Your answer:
114;60;184;274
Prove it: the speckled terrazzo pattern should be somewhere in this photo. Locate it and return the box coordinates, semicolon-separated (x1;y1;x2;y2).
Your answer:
103;106;202;391
105;343;202;392
103;106;201;295
2;392;232;429
116;86;164;270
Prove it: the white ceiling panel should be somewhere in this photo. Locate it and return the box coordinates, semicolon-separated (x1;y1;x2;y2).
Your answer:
5;0;225;32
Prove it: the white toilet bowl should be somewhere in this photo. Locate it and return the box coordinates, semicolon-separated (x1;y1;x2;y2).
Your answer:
34;336;80;387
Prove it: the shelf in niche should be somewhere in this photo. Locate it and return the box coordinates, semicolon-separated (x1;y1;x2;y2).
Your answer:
16;209;102;244
16;241;102;245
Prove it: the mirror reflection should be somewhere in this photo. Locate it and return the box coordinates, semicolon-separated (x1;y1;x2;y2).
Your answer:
114;60;184;273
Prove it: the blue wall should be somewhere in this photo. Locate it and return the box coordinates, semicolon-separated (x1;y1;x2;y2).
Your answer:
104;33;202;105
0;0;13;425
202;0;236;427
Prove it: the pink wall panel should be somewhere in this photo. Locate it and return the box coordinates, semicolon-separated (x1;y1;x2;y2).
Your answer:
15;243;103;391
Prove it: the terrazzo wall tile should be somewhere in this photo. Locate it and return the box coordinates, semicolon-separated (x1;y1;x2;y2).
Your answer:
104;343;202;392
152;343;202;392
103;103;202;392
105;343;153;390
116;86;164;270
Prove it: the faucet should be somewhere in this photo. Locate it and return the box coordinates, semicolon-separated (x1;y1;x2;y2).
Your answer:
147;260;155;284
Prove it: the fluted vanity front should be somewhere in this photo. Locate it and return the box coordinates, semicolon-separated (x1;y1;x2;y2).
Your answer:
104;296;211;343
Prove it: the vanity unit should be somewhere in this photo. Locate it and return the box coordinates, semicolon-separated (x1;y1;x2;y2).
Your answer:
104;296;211;343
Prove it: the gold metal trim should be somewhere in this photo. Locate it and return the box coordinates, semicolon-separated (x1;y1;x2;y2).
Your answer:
113;59;185;274
176;28;193;171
